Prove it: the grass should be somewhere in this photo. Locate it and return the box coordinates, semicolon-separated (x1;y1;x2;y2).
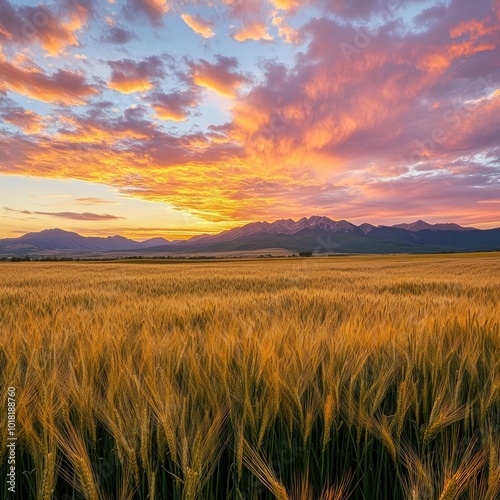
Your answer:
0;253;499;499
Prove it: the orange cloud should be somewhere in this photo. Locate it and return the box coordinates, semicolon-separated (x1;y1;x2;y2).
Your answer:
0;0;90;56
191;56;247;97
153;107;186;121
108;78;153;94
145;0;170;13
76;197;118;205
418;40;495;73
107;57;164;94
150;90;198;121
51;105;159;144
232;21;273;42
44;3;88;56
1;108;43;133
1;0;499;231
270;0;301;10
450;19;493;41
272;13;301;44
0;50;98;105
0;26;12;41
181;13;215;38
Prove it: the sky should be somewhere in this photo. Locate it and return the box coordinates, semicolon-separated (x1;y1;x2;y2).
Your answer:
0;0;499;240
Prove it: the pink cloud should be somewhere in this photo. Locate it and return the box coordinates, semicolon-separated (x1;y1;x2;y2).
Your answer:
100;25;134;44
0;99;44;133
4;207;124;221
107;56;164;94
126;0;170;26
0;50;99;105
222;0;264;20
231;1;499;168
149;89;198;121
0;0;91;55
320;0;412;19
0;0;499;228
191;55;248;97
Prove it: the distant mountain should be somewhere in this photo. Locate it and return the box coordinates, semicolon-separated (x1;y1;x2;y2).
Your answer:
0;228;171;255
141;237;170;247
126;217;500;255
363;226;420;245
0;218;498;256
392;220;476;232
359;223;376;234
198;216;364;244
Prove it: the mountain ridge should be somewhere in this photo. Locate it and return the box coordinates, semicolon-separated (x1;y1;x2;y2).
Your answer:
0;217;497;256
392;219;476;232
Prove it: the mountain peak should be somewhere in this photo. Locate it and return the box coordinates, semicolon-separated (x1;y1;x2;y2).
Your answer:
393;220;476;232
0;216;492;257
207;216;364;243
40;228;74;235
19;228;77;240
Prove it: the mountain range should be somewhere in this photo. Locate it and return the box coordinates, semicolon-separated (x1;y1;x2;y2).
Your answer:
0;217;499;257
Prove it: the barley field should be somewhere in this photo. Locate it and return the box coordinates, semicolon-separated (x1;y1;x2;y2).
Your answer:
1;254;499;499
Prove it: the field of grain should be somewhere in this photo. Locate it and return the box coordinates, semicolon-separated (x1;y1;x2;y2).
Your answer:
0;254;499;499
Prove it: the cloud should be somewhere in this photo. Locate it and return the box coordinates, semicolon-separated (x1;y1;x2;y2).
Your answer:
54;104;161;144
0;50;99;105
223;0;287;42
222;0;265;20
75;197;118;205
107;56;164;94
100;26;134;44
270;0;301;10
232;21;273;41
181;13;215;38
354;168;500;225
229;3;499;167
320;0;406;20
0;98;44;133
272;13;301;44
4;208;124;221
149;89;198;121
1;0;499;229
191;55;248;97
3;207;32;215
0;0;91;56
126;0;170;26
38;211;124;221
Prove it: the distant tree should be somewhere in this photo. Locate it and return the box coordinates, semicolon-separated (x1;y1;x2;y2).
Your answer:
11;256;31;262
299;251;313;257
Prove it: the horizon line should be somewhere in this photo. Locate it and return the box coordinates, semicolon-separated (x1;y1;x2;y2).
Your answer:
2;215;499;242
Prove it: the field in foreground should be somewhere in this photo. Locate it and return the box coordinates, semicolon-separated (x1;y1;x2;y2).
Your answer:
0;254;499;499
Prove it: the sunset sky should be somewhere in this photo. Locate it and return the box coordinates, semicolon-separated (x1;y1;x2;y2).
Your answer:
0;0;499;240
